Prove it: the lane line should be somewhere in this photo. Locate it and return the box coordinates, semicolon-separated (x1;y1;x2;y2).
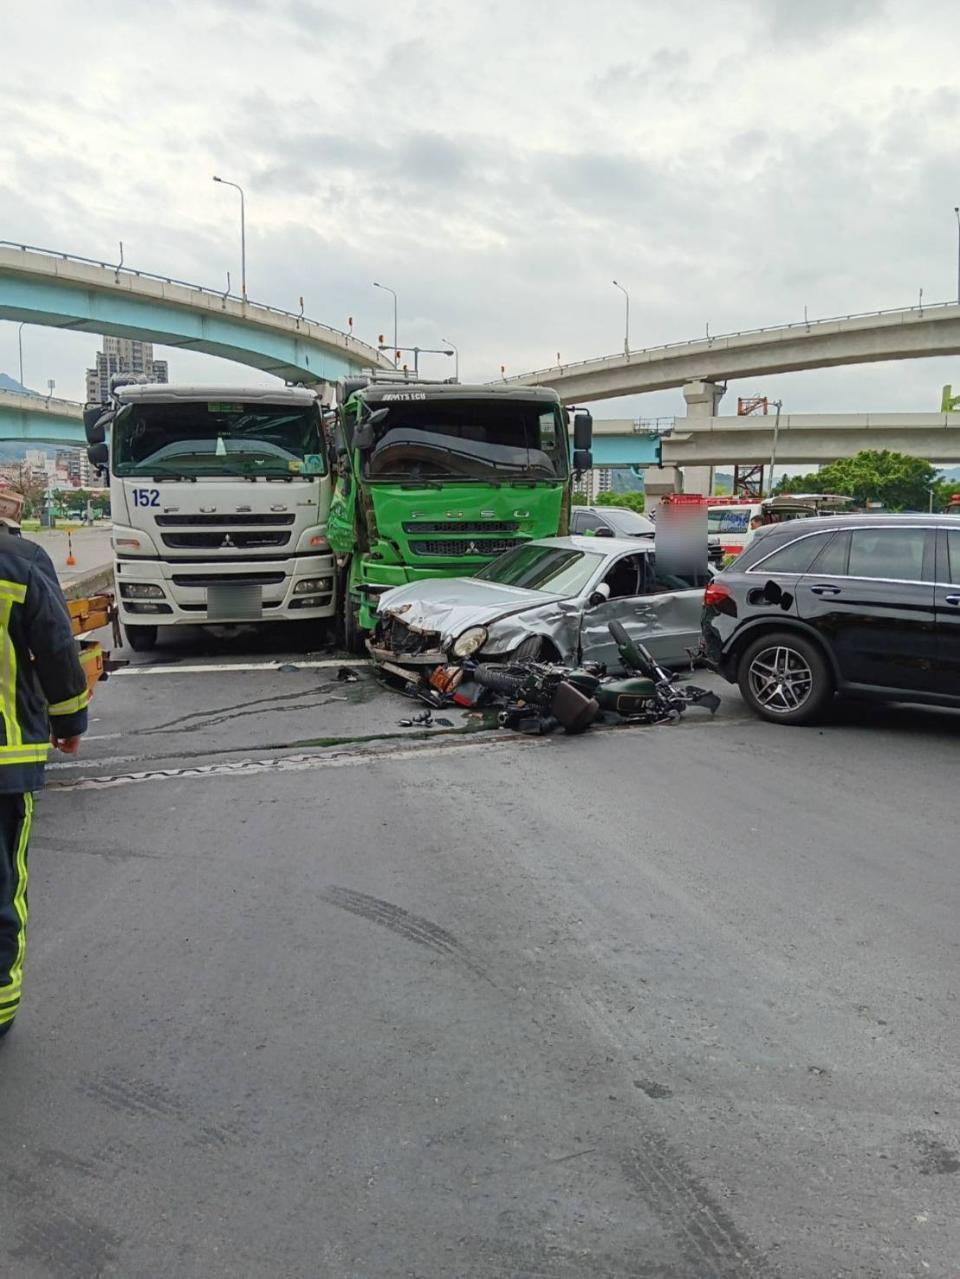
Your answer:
114;658;374;677
47;736;540;792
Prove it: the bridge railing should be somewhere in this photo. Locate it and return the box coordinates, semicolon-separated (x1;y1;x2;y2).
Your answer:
510;298;960;381
0;240;382;361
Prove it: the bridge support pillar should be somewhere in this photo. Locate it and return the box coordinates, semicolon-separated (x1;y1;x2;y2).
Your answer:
680;381;725;494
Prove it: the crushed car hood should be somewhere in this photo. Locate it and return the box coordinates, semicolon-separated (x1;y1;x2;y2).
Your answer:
378;577;563;643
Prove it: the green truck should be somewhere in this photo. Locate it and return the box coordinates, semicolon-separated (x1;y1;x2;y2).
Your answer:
326;378;593;651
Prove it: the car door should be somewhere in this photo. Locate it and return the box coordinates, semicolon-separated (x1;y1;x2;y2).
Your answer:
933;527;960;697
571;509;612;537
580;550;701;669
794;525;937;693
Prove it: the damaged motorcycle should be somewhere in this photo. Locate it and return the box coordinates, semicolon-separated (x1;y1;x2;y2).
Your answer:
407;620;720;735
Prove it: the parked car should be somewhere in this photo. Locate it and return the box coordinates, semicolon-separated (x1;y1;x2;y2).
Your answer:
370;535;708;674
701;514;960;724
572;504;724;566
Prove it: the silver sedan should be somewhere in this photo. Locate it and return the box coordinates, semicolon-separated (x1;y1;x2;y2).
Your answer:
370;535;707;672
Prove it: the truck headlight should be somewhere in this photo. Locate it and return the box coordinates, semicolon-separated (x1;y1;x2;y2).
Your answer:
294;577;332;595
120;583;165;600
452;626;488;658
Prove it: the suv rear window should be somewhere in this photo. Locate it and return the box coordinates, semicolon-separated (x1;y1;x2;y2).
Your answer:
752;532;836;575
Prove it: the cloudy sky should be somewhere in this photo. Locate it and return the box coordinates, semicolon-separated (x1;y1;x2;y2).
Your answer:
3;0;960;420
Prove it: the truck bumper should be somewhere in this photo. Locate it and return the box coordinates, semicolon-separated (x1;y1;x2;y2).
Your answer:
115;554;337;626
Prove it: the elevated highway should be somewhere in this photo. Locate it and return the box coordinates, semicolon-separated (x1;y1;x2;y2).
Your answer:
505;302;960;403
0;389;83;445
0;243;392;385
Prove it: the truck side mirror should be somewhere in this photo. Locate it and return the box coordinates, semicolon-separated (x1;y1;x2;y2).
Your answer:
573;449;592;472
353;422;374;450
573;409;593;451
83;405;109;444
87;442;109;467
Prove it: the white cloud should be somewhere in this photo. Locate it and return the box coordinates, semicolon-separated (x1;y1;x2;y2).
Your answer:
1;0;960;418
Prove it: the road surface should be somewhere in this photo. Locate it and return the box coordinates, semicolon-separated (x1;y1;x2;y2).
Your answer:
1;624;958;1278
33;526;113;585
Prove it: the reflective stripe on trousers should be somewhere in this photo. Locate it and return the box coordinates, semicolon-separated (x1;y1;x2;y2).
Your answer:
0;793;34;1026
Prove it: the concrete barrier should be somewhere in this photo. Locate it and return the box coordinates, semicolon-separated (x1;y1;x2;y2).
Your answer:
62;563;114;600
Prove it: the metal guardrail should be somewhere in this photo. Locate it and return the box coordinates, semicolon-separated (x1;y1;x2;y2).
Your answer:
511;298;960;382
0;389;81;412
0;240;383;362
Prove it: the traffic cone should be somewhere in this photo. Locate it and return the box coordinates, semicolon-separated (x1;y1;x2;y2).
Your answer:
66;531;76;568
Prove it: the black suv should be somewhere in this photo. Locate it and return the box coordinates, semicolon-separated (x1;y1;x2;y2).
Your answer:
701;514;960;724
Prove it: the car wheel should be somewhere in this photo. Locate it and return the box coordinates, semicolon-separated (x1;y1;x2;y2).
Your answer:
125;624;158;653
341;593;367;656
737;630;833;725
513;634;559;663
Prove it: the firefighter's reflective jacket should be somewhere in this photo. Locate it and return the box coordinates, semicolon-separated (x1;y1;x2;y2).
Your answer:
0;536;89;794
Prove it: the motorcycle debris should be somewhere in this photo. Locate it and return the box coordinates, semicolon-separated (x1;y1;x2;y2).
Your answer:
337;666;361;683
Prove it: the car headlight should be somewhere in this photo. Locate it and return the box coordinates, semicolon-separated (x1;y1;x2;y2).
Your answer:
452;626;488;658
294;577;333;595
119;583;165;600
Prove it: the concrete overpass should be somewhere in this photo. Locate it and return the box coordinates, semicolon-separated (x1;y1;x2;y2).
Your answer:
0;390;84;445
504;301;960;403
0;242;393;384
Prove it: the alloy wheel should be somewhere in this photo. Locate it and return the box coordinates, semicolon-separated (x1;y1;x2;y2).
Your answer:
746;644;814;714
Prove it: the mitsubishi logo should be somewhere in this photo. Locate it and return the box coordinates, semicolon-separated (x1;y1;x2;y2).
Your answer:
221;534;236;548
466;541;478;554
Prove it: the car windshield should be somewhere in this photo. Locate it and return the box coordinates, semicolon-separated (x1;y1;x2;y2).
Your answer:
361;397;568;484
112;400;326;479
475;544;603;595
605;509;655;535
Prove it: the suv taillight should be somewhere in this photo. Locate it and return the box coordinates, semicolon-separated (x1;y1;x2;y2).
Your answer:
703;581;732;608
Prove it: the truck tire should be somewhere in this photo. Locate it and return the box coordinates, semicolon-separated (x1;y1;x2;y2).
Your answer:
737;630;833;726
341;594;367;656
125;624;158;653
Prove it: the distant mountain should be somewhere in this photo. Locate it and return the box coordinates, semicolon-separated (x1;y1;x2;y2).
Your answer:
0;373;38;395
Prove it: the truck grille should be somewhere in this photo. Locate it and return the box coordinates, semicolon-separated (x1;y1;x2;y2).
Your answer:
402;521;519;534
160;531;291;550
407;537;521;557
171;572;286;587
155;514;295;527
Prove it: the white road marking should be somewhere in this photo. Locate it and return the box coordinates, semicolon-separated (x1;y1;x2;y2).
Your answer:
114;658;374;677
48;736;538;792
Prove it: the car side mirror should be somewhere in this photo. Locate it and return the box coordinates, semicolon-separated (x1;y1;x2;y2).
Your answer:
587;582;611;608
87;442;109;467
594;526;614;538
353;422;374;450
83;404;110;444
573;448;592;472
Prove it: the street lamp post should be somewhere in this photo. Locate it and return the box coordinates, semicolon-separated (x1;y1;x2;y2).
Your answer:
766;399;783;497
373;282;398;357
213;175;247;301
954;207;960;305
612;280;630;356
441;337;459;381
17;322;25;389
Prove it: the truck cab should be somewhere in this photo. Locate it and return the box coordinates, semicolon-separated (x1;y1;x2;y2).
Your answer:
87;384;336;650
325;378;592;651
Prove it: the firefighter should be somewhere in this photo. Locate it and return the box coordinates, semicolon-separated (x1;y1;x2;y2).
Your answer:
0;521;89;1042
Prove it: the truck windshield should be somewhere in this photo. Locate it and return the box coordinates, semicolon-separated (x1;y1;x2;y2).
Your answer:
113;401;325;479
361;398;568;483
475;544;603;596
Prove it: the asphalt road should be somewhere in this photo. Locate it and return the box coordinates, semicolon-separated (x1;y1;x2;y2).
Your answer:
2;624;959;1278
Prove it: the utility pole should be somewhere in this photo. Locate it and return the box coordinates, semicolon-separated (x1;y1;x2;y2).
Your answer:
766;400;783;497
954;207;960;305
213;175;247;301
612;280;630;356
441;337;459;381
17;323;25;389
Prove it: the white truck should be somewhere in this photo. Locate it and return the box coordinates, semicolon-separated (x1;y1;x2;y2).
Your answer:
85;384;336;650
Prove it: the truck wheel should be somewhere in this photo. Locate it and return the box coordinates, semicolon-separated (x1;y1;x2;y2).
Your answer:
341;595;367;656
125;624;158;653
737;630;832;725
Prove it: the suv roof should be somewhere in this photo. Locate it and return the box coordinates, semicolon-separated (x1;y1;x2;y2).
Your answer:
729;512;957;569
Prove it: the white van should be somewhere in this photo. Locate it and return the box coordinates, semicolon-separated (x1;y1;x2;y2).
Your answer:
705;495;853;560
